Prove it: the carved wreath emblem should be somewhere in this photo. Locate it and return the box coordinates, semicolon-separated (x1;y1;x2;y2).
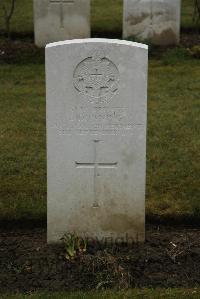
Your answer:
73;49;119;103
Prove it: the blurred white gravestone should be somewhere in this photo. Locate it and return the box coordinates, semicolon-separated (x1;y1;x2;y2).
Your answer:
33;0;90;47
123;0;181;45
46;39;148;243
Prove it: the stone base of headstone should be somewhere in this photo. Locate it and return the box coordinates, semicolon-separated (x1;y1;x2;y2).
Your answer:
123;0;181;45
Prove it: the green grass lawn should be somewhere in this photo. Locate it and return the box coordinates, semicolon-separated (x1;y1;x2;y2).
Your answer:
0;64;46;221
181;0;198;30
0;2;199;298
0;49;199;223
0;0;198;37
1;289;200;299
0;0;199;222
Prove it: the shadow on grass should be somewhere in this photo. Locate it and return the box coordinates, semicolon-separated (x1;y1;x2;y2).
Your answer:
1;213;200;230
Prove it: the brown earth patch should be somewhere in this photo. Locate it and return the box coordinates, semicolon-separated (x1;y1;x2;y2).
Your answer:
181;32;200;48
0;31;199;64
0;39;44;64
0;225;200;293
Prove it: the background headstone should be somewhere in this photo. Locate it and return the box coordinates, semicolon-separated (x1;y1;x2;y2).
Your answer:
46;39;148;243
34;0;90;47
123;0;181;45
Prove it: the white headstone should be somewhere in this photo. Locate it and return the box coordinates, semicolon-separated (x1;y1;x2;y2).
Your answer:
46;39;148;243
123;0;181;45
34;0;90;47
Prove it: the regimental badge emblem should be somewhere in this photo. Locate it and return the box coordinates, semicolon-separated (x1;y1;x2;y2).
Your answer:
73;49;120;104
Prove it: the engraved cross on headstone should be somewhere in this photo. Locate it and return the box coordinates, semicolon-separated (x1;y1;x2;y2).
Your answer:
75;140;118;208
90;68;103;80
88;68;107;97
50;0;75;28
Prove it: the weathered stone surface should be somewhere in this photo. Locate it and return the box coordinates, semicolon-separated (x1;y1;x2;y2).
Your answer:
123;0;181;45
46;39;148;243
34;0;90;47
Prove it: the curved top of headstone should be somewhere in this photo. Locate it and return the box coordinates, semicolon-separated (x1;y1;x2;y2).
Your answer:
46;38;148;50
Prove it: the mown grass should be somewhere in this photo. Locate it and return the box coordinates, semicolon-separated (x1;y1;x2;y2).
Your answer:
0;50;199;222
181;0;198;30
0;64;46;221
1;289;200;299
0;0;198;37
147;51;200;222
0;0;199;223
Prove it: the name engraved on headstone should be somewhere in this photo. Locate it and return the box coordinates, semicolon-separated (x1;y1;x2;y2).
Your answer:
50;0;75;28
73;50;119;104
52;107;143;135
75;140;118;207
